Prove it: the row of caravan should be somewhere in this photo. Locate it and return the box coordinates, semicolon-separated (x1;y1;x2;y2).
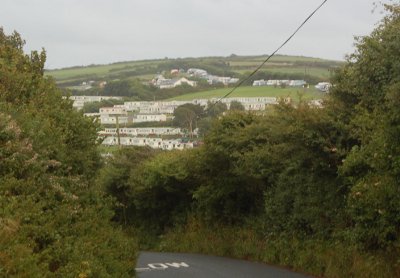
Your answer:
102;136;193;150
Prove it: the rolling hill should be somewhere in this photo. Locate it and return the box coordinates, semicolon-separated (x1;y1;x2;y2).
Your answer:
46;54;341;101
47;54;341;84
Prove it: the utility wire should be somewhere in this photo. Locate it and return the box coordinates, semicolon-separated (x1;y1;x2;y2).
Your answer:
107;0;329;145
209;0;329;109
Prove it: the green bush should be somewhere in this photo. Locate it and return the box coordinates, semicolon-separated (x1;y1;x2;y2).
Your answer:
0;29;137;277
101;148;198;232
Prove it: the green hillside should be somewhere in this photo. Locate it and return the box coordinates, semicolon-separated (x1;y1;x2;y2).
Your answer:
47;59;159;81
46;54;339;102
46;54;341;85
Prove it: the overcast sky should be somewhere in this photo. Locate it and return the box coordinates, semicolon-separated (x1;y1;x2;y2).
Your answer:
1;0;386;69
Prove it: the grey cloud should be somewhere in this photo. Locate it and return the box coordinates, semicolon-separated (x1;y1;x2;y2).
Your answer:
0;0;385;68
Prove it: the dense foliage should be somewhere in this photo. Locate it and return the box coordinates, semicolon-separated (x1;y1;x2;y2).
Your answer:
328;3;400;250
0;29;136;277
101;3;400;277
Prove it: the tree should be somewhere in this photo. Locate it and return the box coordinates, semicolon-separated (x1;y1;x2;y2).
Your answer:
0;28;136;277
99;147;159;224
197;117;213;136
103;80;132;96
229;100;245;111
258;103;346;236
192;112;266;223
328;3;400;250
100;147;199;233
173;103;204;137
206;101;227;117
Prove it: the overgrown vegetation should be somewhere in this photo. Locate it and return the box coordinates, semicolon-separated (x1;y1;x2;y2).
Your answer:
100;4;400;277
0;29;137;277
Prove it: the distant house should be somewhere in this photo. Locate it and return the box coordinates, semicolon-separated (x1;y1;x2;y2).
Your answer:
100;115;129;125
207;76;239;85
253;79;268;86
187;68;208;77
170;69;179;75
134;114;167;123
289;80;307;87
124;101;151;112
220;97;277;110
252;79;306;87
124;101;188;114
152;75;197;89
101;136;193;150
99;81;107;88
99;107;127;115
99;127;183;137
162;140;188;150
315;82;332;92
99;106;129;125
169;77;197;88
66;95;122;110
187;68;238;86
95;97;283;127
139;104;175;114
102;137;162;147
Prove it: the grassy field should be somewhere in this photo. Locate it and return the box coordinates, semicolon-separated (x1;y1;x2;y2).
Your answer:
169;86;325;101
227;55;338;80
46;59;161;80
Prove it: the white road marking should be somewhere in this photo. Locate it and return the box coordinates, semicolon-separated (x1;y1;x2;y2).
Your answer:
166;262;189;268
148;263;168;270
136;262;190;272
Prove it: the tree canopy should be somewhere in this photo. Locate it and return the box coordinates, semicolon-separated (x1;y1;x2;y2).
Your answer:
229;100;245;111
0;28;136;277
173;103;204;137
328;3;400;250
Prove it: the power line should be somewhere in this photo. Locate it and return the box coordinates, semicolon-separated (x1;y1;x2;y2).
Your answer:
209;0;329;108
104;0;329;146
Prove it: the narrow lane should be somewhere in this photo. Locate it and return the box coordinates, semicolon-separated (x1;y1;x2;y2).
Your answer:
136;251;313;278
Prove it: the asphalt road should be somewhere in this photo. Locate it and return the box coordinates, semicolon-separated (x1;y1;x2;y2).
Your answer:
136;251;313;278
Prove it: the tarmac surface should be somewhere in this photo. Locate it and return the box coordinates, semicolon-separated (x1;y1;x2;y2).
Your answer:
136;251;313;278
